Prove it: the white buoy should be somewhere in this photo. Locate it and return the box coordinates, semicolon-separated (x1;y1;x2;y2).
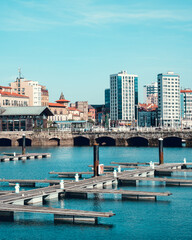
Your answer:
117;166;121;173
60;180;64;189
113;169;117;177
184;158;187;164
75;173;79;182
13;152;16;156
15;183;20;194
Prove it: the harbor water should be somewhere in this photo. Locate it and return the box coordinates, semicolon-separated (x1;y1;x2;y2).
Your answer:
0;146;192;240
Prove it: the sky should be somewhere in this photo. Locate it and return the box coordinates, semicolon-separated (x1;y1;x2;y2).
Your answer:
0;0;192;104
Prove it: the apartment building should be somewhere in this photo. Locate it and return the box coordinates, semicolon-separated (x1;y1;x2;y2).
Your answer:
110;70;138;122
158;72;180;127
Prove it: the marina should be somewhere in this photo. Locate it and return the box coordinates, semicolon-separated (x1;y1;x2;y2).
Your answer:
0;146;192;239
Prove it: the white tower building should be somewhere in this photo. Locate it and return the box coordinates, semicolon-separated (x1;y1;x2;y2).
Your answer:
157;72;180;127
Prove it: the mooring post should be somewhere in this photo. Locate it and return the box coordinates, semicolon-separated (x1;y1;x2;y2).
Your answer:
22;134;26;155
60;180;64;189
159;138;164;165
75;173;79;182
93;143;99;177
117;165;121;173
113;169;117;177
15;183;20;193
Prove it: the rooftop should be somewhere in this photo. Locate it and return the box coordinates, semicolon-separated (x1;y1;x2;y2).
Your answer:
0;91;29;98
181;89;192;93
49;103;66;108
0;106;53;116
139;103;158;112
56;99;70;103
0;86;12;89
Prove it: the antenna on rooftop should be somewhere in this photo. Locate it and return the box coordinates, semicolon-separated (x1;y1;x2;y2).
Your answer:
18;67;23;79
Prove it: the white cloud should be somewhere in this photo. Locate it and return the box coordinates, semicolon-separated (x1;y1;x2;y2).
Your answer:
1;0;192;31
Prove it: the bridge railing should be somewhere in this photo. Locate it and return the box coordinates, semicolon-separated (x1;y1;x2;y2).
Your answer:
25;127;192;134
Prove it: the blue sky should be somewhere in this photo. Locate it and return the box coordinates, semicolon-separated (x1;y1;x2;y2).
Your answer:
0;0;192;103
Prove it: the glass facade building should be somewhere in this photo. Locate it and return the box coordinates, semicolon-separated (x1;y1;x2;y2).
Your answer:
105;89;110;109
110;71;138;122
180;89;192;120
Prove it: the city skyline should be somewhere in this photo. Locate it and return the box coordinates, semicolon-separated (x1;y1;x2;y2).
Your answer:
0;0;192;104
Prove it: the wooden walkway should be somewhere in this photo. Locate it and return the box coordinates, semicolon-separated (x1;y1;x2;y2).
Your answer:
49;171;93;178
118;176;192;186
0;204;114;223
0;179;62;187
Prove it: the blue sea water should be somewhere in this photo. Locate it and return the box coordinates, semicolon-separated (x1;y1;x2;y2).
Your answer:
0;146;192;240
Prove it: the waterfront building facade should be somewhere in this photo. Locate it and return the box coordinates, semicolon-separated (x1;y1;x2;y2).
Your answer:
48;93;69;121
75;101;88;121
68;107;84;121
41;85;49;106
49;93;84;122
88;105;96;122
110;71;138;123
181;89;192;127
0;106;53;131
0;90;29;107
138;103;158;127
157;72;180;127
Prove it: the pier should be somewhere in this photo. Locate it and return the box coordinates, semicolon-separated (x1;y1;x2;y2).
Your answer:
0;153;51;162
0;204;114;223
0;159;191;224
49;171;93;178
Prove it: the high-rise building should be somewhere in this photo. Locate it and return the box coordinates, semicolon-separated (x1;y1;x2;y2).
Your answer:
180;89;192;127
158;72;180;127
110;70;138;122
